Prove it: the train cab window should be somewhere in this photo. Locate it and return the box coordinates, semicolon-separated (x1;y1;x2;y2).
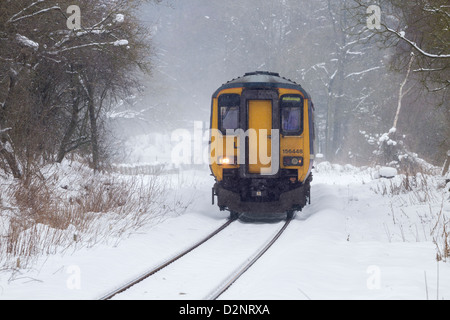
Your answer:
281;95;303;135
221;107;239;130
218;94;241;133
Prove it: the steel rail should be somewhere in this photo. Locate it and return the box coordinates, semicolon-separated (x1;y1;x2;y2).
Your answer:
99;217;237;300
205;216;293;300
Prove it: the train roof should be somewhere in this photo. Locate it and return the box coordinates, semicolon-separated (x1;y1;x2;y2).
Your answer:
213;71;311;99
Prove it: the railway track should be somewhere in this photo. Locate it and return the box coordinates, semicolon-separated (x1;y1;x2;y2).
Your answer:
205;216;292;300
99;215;292;300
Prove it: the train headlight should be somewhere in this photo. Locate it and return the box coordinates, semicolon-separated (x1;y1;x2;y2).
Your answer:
218;156;237;165
283;156;303;167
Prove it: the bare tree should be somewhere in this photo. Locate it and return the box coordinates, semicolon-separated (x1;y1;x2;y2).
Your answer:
346;0;450;164
0;0;155;176
348;0;449;95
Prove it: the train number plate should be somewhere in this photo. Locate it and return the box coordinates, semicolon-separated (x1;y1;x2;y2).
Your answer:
282;149;303;154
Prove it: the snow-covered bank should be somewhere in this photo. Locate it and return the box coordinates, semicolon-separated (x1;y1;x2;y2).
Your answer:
0;162;449;300
0;160;196;271
221;182;448;300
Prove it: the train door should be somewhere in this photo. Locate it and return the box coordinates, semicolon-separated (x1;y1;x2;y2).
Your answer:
240;89;280;177
248;100;272;174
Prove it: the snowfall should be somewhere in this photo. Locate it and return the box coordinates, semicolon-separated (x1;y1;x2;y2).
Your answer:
1;150;450;300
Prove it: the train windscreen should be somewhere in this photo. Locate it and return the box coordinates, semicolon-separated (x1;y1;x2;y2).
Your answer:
281;95;303;135
218;94;240;132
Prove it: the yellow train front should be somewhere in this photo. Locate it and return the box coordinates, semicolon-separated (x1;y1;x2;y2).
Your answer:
210;71;315;220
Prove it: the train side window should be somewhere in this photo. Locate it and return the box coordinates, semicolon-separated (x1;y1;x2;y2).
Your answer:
281;95;303;135
218;94;240;133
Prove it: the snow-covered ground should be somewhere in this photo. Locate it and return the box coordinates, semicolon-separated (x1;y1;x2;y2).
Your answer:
0;162;449;300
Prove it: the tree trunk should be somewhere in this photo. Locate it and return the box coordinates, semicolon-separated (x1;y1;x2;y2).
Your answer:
325;98;335;161
87;82;99;171
57;101;79;163
393;53;414;129
0;139;21;179
57;67;80;163
0;69;18;122
324;0;347;162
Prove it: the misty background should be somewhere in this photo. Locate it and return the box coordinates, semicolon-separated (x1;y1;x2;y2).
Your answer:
112;0;448;167
1;0;448;175
1;0;448;276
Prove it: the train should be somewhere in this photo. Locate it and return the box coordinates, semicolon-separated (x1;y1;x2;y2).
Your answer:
209;71;315;220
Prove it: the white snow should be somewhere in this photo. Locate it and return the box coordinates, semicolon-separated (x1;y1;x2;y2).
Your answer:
387;27;450;59
16;34;39;50
379;132;390;143
113;39;129;47
345;66;381;79
378;166;398;178
0;161;449;300
114;14;125;24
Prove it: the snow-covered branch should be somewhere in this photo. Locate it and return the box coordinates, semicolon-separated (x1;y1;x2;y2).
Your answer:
345;66;381;79
393;53;415;129
423;3;450;18
386;27;450;59
0;127;12;136
7;0;46;23
16;34;39;50
48;39;129;55
8;6;62;24
0;127;13;152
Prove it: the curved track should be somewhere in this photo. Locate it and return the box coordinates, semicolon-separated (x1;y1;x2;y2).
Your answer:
99;218;236;300
100;216;292;300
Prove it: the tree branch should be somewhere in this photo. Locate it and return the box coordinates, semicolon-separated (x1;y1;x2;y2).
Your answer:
8;6;63;24
385;27;450;59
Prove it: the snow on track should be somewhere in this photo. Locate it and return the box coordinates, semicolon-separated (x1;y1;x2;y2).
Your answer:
112;220;287;300
218;178;450;300
1;164;449;300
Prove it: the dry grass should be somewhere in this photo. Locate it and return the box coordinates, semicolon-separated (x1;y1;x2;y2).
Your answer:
373;171;450;262
372;172;439;204
431;200;450;262
0;164;189;270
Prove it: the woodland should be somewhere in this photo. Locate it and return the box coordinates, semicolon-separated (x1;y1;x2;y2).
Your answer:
0;0;449;180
